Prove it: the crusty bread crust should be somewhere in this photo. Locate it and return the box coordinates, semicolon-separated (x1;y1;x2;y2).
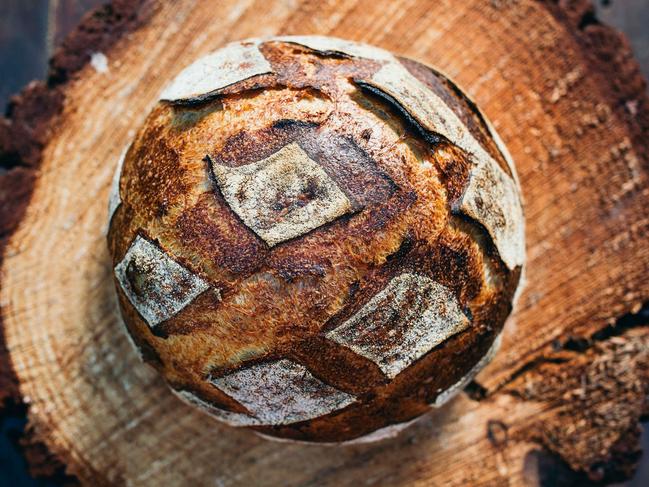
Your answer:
107;36;524;442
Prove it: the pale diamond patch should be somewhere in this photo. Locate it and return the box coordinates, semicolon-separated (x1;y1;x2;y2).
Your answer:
211;143;352;246
115;235;210;328
327;273;470;379
172;389;260;427
210;359;356;425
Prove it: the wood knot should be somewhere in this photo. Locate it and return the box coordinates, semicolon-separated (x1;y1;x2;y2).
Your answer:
487;419;508;447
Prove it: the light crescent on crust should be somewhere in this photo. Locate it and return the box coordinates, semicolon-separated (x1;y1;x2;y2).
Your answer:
432;332;503;408
209;359;356;425
211;142;353;246
171;389;261;427
482;115;521;190
272;35;396;62
107;145;128;225
425;64;523;190
342;415;423;444
255;414;423;445
160;40;272;102
115;235;210;328
326;273;470;379
361;63;525;270
114;308;143;360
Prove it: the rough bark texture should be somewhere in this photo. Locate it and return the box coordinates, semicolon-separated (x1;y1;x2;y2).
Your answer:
0;0;647;485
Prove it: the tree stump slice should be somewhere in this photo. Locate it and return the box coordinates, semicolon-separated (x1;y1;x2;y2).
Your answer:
1;0;648;485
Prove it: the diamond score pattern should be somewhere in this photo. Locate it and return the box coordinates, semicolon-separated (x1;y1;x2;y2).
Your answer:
209;359;356;425
326;273;470;378
115;235;210;328
202;273;470;425
210;142;353;247
115;36;515;426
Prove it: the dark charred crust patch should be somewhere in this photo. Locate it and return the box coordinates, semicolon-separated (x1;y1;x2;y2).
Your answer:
385;233;414;263
274;257;327;282
419;235;484;306
286;335;389;395
174;191;269;277
272;118;312;130
210;117;318;167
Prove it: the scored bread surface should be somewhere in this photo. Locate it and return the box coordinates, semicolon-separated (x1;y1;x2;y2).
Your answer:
108;36;524;443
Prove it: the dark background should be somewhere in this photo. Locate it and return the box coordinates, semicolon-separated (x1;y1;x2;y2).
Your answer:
0;0;647;485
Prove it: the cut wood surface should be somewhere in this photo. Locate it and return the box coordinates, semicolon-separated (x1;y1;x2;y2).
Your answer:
1;0;648;485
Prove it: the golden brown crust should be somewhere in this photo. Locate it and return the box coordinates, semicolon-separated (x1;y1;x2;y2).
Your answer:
107;36;524;442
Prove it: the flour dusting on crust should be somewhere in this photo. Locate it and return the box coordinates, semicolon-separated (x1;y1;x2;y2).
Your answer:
115;235;210;328
211;142;352;246
171;389;260;426
327;273;470;378
160;40;272;102
210;359;356;425
107;145;127;225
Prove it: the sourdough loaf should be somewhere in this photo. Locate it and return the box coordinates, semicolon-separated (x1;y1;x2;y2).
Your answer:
107;36;524;442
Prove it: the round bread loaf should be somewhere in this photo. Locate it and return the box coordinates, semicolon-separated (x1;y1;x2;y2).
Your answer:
107;36;525;443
